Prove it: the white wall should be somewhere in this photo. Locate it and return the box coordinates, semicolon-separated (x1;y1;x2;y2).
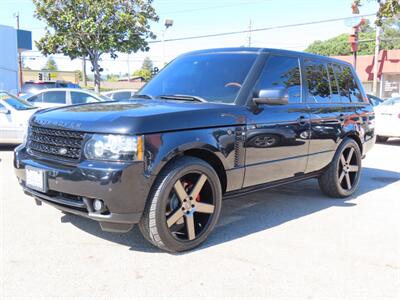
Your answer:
0;25;18;94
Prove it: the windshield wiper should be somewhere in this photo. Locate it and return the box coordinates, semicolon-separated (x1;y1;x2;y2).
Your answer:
158;94;207;102
133;94;154;100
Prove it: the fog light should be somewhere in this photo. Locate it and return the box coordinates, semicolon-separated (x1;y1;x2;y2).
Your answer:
93;199;104;212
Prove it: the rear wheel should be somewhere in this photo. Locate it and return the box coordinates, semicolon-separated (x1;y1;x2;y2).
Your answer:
318;138;362;198
139;157;222;252
376;135;388;143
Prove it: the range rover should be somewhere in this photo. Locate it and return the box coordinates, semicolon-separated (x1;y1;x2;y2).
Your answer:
14;48;375;252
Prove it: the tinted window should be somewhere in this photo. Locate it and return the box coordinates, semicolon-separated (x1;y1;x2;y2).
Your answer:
255;55;302;103
42;91;67;104
140;53;257;103
71;92;100;104
112;92;132;100
335;65;363;102
305;60;331;103
328;63;341;102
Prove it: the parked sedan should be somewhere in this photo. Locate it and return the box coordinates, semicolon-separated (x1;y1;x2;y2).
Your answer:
102;89;138;100
374;97;400;142
25;88;110;109
0;91;37;144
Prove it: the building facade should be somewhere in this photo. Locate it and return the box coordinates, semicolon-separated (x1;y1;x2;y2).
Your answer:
333;50;400;99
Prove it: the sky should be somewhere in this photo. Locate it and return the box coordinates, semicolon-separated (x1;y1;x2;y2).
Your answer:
0;0;379;75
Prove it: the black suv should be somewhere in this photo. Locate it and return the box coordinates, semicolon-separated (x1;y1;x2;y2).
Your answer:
14;48;375;252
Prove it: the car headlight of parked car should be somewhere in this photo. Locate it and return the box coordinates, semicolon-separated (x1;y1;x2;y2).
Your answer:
84;134;143;161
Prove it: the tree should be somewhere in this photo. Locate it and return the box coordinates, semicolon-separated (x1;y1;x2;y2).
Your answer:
42;57;58;71
142;57;153;71
33;0;159;93
353;0;400;25
133;57;154;81
133;68;152;81
305;19;400;56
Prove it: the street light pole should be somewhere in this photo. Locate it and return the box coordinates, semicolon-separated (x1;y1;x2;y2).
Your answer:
162;19;173;67
372;2;381;96
14;12;23;92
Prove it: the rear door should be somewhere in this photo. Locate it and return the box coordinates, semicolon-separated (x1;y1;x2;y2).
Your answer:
304;59;349;173
244;54;310;186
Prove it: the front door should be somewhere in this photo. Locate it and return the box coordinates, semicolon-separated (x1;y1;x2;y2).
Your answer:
244;54;310;187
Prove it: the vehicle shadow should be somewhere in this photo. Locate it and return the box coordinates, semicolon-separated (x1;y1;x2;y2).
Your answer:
384;138;400;146
62;166;400;254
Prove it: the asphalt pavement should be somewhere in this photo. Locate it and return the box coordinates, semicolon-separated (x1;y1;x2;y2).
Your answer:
1;141;399;299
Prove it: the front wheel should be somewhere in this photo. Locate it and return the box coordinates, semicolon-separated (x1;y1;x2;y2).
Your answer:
318;138;362;198
139;157;222;252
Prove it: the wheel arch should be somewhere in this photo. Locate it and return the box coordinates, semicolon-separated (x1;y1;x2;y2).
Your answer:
341;131;363;154
151;145;228;194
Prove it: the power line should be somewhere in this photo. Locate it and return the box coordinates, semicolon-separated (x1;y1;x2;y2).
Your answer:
161;0;273;15
148;14;376;44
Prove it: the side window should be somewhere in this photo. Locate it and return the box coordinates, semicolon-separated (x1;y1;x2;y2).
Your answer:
304;59;331;103
42;91;67;104
255;55;302;103
328;63;341;102
112;92;132;100
71;92;100;104
27;93;42;103
335;65;363;102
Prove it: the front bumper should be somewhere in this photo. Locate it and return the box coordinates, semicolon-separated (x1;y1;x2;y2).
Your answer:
14;146;153;232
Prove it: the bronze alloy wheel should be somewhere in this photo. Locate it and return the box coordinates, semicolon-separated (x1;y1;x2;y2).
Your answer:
318;138;362;198
337;146;360;191
166;173;215;241
139;156;222;252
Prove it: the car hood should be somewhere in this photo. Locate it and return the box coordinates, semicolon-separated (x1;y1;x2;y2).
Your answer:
30;100;247;134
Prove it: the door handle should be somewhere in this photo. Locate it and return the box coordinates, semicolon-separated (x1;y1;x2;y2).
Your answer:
297;115;307;125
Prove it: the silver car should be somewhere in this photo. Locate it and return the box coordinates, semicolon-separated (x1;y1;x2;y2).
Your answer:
25;88;111;109
0;91;37;144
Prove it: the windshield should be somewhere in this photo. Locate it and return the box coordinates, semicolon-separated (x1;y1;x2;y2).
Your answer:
139;52;257;103
0;92;36;110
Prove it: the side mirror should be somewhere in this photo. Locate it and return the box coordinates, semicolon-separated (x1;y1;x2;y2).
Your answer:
0;107;10;114
253;88;288;105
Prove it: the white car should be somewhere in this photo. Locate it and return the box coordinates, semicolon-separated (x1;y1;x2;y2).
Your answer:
0;91;37;144
374;97;400;142
102;89;138;100
25;88;111;109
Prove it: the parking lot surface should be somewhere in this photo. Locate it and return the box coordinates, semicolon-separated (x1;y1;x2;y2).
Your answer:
1;141;399;299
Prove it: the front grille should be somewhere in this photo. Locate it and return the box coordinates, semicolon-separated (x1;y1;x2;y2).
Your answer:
27;126;85;161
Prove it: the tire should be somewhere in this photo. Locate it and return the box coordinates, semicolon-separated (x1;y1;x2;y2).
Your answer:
376;135;388;143
139;156;222;252
318;138;362;198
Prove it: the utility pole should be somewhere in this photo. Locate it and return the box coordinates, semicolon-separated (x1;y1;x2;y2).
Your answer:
15;12;23;92
82;57;87;87
248;19;252;47
372;1;382;96
372;25;381;96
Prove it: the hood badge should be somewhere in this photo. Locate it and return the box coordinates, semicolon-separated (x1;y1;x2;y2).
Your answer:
58;148;68;155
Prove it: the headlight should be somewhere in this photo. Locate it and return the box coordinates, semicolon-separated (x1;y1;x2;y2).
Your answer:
84;134;143;161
